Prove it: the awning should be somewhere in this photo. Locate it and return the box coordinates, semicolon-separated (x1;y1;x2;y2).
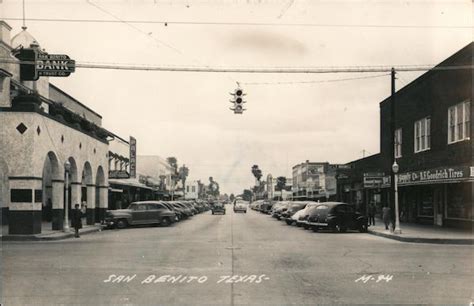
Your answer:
108;178;153;190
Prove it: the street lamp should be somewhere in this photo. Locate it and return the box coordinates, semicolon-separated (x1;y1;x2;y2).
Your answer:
63;160;71;232
392;161;401;234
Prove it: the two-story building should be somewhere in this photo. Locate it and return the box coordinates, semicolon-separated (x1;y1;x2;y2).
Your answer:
338;42;473;228
0;23;109;234
292;161;339;201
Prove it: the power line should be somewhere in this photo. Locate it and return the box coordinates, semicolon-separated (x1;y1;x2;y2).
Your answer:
1;58;472;74
2;17;472;29
241;73;390;85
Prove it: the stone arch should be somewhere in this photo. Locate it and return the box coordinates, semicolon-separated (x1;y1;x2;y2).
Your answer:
41;151;62;229
95;165;107;222
65;157;80;219
82;161;95;224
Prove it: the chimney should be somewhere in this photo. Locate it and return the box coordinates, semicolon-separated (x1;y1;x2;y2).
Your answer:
0;21;12;46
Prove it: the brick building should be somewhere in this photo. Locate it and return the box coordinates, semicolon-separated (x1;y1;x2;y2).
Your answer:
337;42;473;228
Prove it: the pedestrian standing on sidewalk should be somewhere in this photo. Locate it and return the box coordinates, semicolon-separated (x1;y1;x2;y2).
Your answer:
382;205;391;230
71;204;83;238
368;202;376;226
81;201;87;224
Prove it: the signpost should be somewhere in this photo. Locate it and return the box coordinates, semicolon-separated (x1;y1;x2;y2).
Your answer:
16;48;75;81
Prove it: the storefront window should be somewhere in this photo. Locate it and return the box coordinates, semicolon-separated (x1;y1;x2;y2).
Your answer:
447;183;472;219
418;186;433;217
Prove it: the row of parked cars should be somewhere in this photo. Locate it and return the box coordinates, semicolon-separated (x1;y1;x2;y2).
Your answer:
251;200;369;233
104;200;211;229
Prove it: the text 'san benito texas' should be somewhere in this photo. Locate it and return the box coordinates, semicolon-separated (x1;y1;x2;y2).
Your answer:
0;1;472;305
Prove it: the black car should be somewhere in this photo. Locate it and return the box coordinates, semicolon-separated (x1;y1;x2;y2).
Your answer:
306;202;368;233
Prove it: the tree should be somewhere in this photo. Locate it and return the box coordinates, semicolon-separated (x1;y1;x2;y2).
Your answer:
242;189;253;202
229;193;235;202
276;176;287;200
251;165;262;181
208;176;220;198
178;165;189;198
167;157;179;200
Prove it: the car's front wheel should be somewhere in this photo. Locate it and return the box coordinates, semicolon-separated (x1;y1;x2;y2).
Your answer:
161;217;171;227
359;223;368;233
116;219;128;229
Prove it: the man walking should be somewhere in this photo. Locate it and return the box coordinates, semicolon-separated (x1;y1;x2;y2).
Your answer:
382;205;391;230
71;204;84;238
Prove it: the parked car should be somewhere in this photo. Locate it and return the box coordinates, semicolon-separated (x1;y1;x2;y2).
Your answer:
281;202;308;225
212;203;226;215
306;202;368;233
104;201;176;229
260;200;274;214
272;201;291;220
233;200;248;213
294;202;323;227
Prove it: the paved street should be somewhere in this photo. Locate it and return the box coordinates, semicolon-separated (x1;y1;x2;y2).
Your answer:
2;207;473;305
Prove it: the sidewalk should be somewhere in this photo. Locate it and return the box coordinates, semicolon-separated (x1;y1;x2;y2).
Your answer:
1;222;103;241
368;219;473;245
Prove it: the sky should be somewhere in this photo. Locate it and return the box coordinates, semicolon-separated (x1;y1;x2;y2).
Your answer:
1;0;472;194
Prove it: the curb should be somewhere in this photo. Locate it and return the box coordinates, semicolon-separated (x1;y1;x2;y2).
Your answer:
1;226;103;242
368;229;474;245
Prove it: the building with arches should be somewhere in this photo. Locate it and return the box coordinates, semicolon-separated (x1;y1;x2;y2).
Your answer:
0;22;110;235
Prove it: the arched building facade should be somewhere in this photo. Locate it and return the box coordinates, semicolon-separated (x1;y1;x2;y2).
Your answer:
0;21;109;234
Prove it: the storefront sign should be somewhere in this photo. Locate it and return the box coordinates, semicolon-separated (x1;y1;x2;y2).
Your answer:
363;173;385;188
109;170;130;179
397;166;471;185
129;137;137;178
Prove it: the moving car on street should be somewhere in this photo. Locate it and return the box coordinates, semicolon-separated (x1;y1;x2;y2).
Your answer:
104;201;176;229
306;202;368;233
211;202;226;215
233;200;249;213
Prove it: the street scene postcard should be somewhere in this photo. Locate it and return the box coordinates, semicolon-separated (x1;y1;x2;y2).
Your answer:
0;0;473;305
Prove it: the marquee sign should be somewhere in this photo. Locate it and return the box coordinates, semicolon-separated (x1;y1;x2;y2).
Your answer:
129;137;137;178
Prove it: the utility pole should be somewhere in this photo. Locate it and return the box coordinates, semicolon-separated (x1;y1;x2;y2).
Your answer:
390;67;401;234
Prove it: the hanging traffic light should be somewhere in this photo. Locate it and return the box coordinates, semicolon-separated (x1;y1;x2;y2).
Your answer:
229;87;246;114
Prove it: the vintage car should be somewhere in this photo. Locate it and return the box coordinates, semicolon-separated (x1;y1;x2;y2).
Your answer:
233;200;249;213
211;203;226;215
306;202;368;233
280;202;308;225
104;201;176;229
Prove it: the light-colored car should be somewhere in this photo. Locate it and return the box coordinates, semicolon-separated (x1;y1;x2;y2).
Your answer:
233;200;249;213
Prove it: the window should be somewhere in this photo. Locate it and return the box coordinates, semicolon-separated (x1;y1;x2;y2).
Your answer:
448;101;470;143
186;186;190;192
394;128;402;158
192;186;196;192
414;117;431;153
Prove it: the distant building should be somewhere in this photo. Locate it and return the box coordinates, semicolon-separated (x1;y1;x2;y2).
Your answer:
185;180;199;200
292;161;339;201
137;155;175;199
265;174;292;200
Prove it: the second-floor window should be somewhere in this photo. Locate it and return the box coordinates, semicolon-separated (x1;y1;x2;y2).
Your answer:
448;101;470;144
394;128;402;158
192;186;196;192
414;117;430;153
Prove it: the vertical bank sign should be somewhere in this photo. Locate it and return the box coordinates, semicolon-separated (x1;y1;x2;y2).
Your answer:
16;48;75;81
129;137;137;178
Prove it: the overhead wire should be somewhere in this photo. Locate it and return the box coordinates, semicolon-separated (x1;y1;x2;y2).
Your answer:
2;17;472;29
1;58;472;74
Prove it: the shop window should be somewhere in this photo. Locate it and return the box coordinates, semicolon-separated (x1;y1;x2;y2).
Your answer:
394;128;402;158
418;187;433;217
447;184;471;219
414;117;431;153
11;189;33;203
448;101;470;144
34;189;43;203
